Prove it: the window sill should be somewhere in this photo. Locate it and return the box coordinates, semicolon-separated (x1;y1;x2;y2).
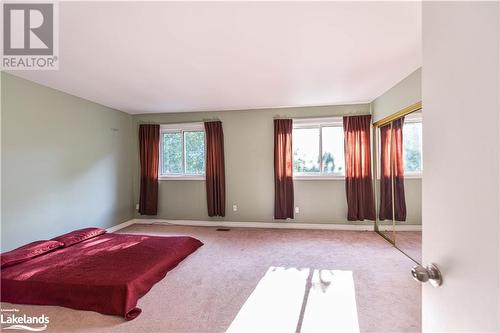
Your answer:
404;174;423;179
376;174;423;180
293;175;345;181
159;175;205;181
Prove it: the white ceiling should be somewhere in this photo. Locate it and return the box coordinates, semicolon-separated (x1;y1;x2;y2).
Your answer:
11;2;421;114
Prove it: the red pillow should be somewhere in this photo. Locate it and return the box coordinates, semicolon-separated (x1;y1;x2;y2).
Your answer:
1;240;64;268
52;227;106;247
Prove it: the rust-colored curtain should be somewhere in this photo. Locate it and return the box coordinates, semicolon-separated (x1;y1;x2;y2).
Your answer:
274;119;294;219
379;118;407;221
343;115;376;221
205;121;226;217
139;124;160;215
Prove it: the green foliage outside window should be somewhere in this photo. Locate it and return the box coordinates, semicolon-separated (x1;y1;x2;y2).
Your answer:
184;131;205;174
403;122;422;173
293;149;320;173
162;130;205;175
163;132;182;173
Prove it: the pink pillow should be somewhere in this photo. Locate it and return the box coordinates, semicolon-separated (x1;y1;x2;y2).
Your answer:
1;240;64;268
52;227;106;247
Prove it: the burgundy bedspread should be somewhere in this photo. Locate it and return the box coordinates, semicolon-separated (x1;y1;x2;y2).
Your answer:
1;233;203;320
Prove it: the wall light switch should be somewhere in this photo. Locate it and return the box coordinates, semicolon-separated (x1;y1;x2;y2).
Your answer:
295;206;300;214
232;204;238;212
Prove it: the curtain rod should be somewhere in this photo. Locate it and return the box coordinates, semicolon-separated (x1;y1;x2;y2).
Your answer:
142;118;220;125
273;113;371;120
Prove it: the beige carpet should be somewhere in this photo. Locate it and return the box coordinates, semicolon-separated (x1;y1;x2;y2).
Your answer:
1;224;421;332
395;231;422;264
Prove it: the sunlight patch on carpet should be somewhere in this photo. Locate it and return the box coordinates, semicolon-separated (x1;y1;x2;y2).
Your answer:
301;269;359;333
226;266;359;333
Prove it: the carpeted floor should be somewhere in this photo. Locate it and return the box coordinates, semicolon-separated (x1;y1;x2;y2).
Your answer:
1;224;421;332
395;231;422;264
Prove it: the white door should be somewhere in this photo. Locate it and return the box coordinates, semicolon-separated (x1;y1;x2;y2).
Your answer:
422;1;500;331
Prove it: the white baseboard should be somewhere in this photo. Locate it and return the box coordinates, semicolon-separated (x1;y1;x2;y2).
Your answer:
130;218;376;231
377;224;422;231
110;218;421;233
111;218;422;232
106;219;136;233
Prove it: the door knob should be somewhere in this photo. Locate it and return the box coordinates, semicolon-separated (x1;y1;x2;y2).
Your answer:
411;263;442;287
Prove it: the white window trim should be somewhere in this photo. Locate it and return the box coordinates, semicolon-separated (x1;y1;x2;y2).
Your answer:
292;117;345;180
159;175;205;181
159;122;206;180
402;112;423;177
404;111;422;123
293;117;343;128
294;174;345;181
404;172;423;179
161;123;204;131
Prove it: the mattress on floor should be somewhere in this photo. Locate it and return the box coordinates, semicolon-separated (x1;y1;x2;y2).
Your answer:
1;233;203;320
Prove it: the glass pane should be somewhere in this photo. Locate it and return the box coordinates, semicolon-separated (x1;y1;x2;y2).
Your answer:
322;126;345;174
184;131;205;174
403;122;423;173
293;128;320;173
162;132;182;174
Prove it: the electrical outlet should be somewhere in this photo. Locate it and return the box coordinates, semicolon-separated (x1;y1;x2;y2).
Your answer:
135;203;140;210
232;204;238;212
295;206;300;214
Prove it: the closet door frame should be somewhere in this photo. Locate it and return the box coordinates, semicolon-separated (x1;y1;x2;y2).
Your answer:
372;101;422;246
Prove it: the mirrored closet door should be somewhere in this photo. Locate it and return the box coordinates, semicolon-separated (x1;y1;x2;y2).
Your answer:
373;103;422;264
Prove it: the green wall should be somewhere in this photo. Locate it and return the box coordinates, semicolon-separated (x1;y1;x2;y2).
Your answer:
132;104;375;225
1;73;134;251
372;68;421;123
371;67;422;225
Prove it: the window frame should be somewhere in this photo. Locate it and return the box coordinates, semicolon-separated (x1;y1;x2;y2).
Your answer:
159;122;206;181
402;112;423;178
292;117;345;180
375;113;423;179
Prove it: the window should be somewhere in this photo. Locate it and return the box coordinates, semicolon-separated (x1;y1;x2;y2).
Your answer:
376;113;423;178
403;113;423;176
159;123;205;179
293;117;345;178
